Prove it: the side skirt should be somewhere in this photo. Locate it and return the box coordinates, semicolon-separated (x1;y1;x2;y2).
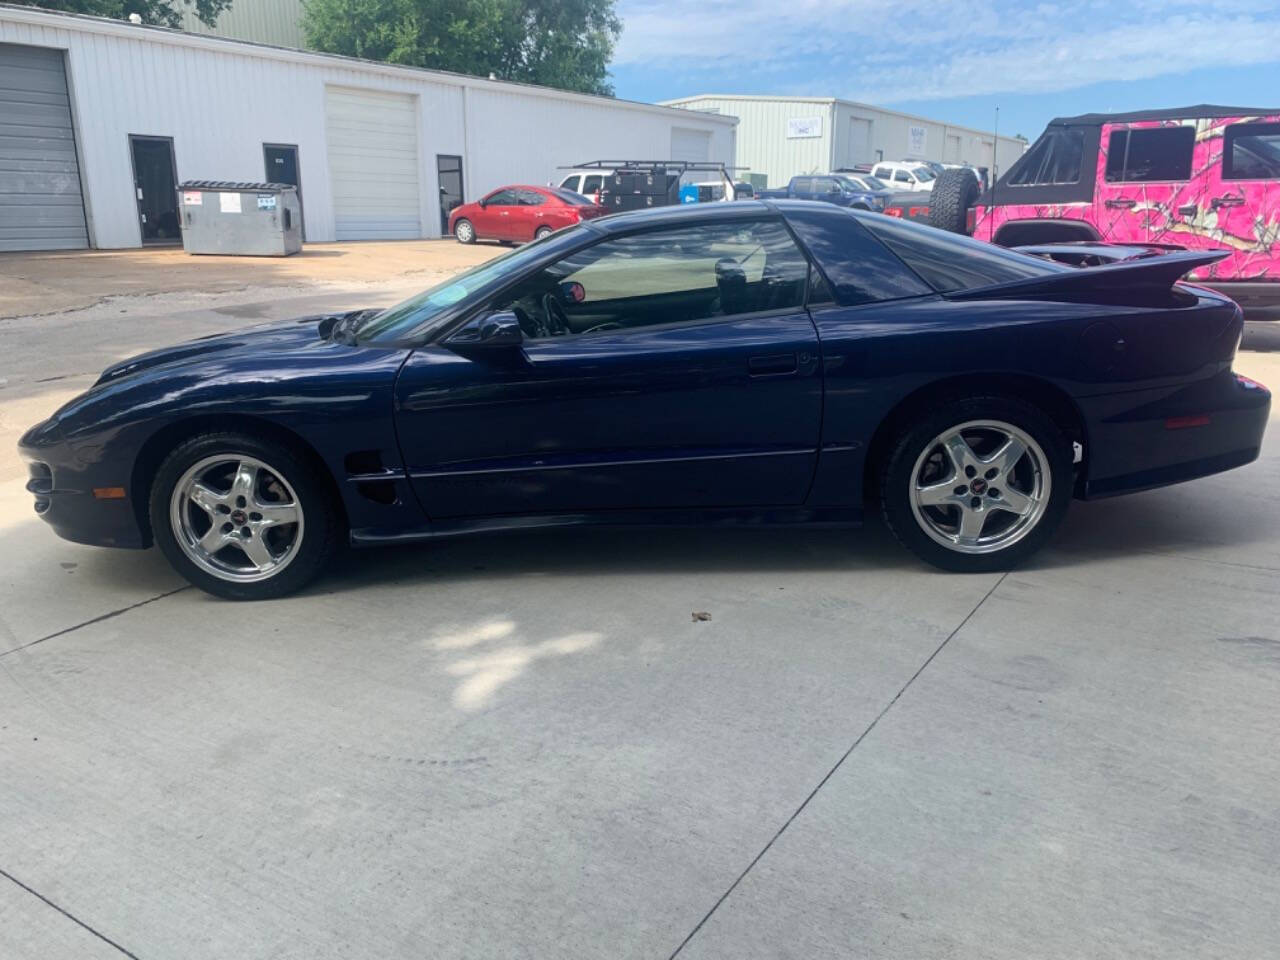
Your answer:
350;505;864;547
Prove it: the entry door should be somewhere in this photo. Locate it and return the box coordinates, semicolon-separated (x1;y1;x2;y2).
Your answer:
129;135;179;244
393;218;823;518
437;155;464;234
264;143;303;238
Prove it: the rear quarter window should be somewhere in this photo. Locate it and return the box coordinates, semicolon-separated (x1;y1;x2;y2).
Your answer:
783;206;933;305
860;214;1072;293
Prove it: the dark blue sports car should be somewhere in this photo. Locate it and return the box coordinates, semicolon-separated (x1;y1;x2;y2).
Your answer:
20;202;1271;599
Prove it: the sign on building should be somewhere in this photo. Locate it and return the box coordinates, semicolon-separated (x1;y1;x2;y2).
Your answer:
908;125;928;156
786;116;823;139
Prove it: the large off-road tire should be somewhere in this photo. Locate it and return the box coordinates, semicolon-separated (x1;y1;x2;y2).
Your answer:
928;168;980;235
149;431;341;600
880;396;1072;572
454;218;475;244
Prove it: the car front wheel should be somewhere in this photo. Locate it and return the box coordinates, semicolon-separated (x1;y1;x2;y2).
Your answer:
149;431;341;600
880;397;1071;572
535;226;553;240
454;219;475;244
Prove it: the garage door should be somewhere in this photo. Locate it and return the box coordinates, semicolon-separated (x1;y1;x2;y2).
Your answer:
670;127;711;163
0;44;88;251
324;87;420;240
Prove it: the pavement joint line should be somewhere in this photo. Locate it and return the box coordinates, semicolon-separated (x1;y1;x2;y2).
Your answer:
0;866;142;959
0;586;190;659
666;571;1011;960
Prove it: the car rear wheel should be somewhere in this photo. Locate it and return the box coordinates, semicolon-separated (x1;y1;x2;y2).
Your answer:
880;397;1071;572
150;431;340;600
535;226;553;240
454;219;475;244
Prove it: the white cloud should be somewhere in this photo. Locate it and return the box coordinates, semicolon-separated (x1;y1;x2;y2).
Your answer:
615;0;1280;103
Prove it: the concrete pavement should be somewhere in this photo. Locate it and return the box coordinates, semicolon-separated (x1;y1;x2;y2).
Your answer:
1;258;1278;959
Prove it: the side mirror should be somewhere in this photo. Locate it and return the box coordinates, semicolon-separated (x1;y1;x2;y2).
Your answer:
477;198;487;208
450;310;523;349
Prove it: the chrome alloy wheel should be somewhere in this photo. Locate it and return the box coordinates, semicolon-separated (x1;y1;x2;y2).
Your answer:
455;220;474;242
169;455;304;583
909;420;1051;555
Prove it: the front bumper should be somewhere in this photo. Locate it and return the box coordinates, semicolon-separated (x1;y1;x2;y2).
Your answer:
18;419;147;549
1081;370;1271;498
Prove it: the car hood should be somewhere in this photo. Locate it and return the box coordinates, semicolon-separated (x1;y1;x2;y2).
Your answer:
95;309;379;386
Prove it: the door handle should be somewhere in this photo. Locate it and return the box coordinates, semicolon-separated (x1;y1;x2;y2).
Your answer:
749;353;798;377
1211;194;1244;209
1177;204;1197;217
1104;198;1136;209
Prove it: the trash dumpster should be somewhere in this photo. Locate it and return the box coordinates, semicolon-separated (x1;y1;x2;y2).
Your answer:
178;181;302;256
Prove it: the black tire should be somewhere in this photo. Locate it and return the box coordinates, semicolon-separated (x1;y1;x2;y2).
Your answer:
535;226;553;240
928;168;980;235
879;396;1072;572
454;218;475;244
149;430;341;600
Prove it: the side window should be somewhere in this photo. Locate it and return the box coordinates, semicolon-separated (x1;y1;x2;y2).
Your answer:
485;189;518;205
894;170;910;182
582;174;603;194
872;167;889;180
559;176;579;192
1007;128;1084;185
1224;122;1280;180
519;190;546;206
818;178;839;193
793;177;813;193
1105;126;1195;182
492;220;810;339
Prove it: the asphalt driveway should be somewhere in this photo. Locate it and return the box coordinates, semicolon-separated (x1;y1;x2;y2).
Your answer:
1;253;1277;959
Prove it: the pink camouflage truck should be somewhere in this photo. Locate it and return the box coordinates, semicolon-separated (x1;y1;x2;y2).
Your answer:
928;105;1280;319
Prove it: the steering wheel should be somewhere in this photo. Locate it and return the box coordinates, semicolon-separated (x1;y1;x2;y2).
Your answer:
541;293;571;337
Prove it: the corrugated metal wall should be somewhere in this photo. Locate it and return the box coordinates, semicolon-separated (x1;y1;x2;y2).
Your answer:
178;0;305;49
0;8;735;248
670;98;832;188
668;96;1025;187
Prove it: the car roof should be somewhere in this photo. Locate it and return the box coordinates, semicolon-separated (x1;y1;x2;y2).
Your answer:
590;199;891;234
1048;104;1280;127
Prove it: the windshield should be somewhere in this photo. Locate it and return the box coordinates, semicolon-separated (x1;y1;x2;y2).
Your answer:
835;176;865;192
913;167;935;181
855;175;887;190
354;230;582;343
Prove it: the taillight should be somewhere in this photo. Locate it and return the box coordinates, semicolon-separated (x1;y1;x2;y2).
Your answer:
965;206;977;234
908;205;929;218
884;208;903;218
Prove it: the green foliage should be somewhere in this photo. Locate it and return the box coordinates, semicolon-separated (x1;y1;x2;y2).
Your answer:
17;0;233;28
301;0;621;96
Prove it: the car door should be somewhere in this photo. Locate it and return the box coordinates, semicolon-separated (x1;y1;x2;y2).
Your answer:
393;217;823;518
474;188;521;240
517;189;551;239
1096;122;1196;243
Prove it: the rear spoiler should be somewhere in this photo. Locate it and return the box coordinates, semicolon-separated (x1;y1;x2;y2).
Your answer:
949;250;1230;301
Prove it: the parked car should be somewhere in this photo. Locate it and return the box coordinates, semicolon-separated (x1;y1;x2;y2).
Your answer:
927;105;1280;319
870;161;938;193
757;174;887;210
21;203;1269;599
882;192;933;223
449;186;604;244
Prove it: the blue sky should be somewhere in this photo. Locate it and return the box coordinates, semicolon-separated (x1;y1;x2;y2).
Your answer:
610;0;1280;139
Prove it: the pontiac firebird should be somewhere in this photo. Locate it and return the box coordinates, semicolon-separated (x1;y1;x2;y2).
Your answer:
20;202;1271;600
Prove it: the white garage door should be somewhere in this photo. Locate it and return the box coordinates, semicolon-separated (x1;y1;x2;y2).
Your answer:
0;44;87;251
670;127;711;163
324;87;420;240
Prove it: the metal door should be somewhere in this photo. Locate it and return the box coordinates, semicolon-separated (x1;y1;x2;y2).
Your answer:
129;135;180;245
264;143;303;238
436;155;464;234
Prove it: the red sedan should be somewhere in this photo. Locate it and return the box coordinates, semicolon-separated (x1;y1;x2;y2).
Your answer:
449;185;604;244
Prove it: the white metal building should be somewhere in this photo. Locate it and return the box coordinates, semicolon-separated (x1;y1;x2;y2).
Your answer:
662;95;1025;188
0;5;736;250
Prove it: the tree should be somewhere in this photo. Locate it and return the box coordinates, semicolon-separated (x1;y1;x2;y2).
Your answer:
301;0;620;96
17;0;232;27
